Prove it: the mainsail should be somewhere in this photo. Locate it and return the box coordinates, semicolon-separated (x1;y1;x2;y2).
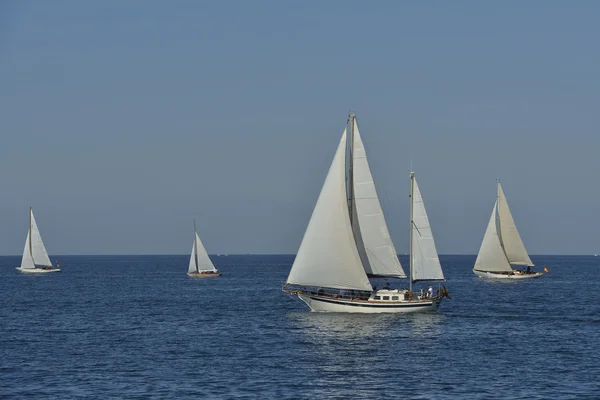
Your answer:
286;129;373;291
189;230;217;273
474;201;513;272
497;183;534;266
351;119;406;278
410;175;445;281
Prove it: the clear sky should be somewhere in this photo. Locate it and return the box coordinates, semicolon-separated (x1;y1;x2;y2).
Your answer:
1;1;599;255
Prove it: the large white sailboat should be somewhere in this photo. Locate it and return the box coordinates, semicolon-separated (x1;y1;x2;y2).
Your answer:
16;208;60;273
473;181;544;280
283;114;448;313
187;220;221;277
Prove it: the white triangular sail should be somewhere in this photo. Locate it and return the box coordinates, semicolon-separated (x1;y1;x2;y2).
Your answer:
193;232;216;272
474;201;513;272
29;209;53;267
20;231;35;269
497;183;533;266
188;241;197;273
286;130;372;291
411;176;444;281
351;119;406;278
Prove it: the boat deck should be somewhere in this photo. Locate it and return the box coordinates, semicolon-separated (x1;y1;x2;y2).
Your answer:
283;288;441;305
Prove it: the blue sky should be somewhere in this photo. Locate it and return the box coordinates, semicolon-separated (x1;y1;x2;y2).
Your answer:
1;1;599;255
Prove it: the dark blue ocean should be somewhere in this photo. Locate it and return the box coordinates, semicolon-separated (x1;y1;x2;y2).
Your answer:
1;255;599;399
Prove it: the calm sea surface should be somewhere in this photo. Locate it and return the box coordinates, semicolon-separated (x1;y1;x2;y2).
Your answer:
1;254;599;399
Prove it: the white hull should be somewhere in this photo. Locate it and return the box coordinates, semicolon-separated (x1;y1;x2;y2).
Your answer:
297;294;441;314
187;272;221;278
473;269;544;280
16;267;61;274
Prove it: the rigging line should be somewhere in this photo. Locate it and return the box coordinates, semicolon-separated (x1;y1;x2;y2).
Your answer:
412;220;423;237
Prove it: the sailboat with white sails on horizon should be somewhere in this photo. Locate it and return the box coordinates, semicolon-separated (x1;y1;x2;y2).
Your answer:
16;208;60;273
283;113;449;313
187;220;221;277
473;181;544;280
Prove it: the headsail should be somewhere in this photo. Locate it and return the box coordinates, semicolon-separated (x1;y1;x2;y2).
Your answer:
497;183;534;266
20;231;35;269
286;129;372;291
474;201;513;272
410;175;444;281
188;241;197;273
351;118;406;278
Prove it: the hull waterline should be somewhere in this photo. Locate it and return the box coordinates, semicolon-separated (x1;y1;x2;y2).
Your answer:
187;272;221;278
473;270;544;280
16;267;61;274
297;294;441;314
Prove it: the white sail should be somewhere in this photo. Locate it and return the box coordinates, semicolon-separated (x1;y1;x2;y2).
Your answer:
410;176;444;281
497;183;534;266
188;241;197;273
20;231;35;269
29;210;52;267
194;232;216;272
474;201;513;273
351;119;406;278
286;130;372;291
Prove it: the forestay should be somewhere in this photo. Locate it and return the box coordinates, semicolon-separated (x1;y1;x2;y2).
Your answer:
474;201;513;272
351;120;406;278
497;183;534;266
286;130;373;291
410;177;444;281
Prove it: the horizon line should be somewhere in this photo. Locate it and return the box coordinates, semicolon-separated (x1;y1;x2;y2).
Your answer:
0;253;597;257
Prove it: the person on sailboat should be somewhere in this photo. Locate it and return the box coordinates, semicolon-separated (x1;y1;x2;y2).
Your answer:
427;286;433;298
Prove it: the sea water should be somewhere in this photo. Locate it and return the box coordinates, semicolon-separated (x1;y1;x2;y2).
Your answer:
1;255;599;399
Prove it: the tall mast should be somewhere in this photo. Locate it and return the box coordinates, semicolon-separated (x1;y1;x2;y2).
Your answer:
496;178;500;222
29;207;33;264
347;113;355;223
496;179;503;248
409;172;414;292
194;219;199;272
496;179;510;263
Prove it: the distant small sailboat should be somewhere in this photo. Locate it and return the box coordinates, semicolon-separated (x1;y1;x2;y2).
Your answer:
16;208;60;273
473;181;544;280
283;113;448;313
187;220;221;277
